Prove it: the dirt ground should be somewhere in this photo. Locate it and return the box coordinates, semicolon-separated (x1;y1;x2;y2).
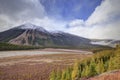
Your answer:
86;70;120;80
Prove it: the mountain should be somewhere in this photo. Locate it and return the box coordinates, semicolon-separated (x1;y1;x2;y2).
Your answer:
0;23;92;48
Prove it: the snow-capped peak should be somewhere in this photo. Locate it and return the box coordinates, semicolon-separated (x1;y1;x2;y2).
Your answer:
50;31;65;34
19;23;48;33
20;23;38;29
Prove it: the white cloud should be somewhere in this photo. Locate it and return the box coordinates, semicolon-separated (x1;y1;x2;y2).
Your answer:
26;17;67;31
86;0;120;26
0;0;46;32
66;0;120;40
0;14;15;31
0;0;67;32
68;19;85;27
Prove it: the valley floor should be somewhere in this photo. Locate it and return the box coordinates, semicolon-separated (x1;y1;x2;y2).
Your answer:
0;49;92;80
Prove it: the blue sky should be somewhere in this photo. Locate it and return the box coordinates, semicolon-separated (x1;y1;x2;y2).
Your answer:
0;0;120;39
40;0;102;20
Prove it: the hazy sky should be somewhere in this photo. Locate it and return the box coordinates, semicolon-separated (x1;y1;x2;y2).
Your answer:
0;0;120;39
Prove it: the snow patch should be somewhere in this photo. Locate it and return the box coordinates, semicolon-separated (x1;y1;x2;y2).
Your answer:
19;23;48;33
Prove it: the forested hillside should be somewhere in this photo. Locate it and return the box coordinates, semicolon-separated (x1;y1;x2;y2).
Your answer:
50;45;120;80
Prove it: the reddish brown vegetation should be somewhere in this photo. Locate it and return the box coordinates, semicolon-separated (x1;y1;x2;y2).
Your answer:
0;63;66;80
0;53;92;80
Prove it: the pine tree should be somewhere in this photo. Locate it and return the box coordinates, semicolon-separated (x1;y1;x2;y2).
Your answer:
81;68;86;78
96;60;101;74
65;68;72;80
108;49;120;70
84;65;90;77
89;61;97;77
108;57;114;71
72;61;79;80
114;48;120;69
61;70;66;80
96;60;105;74
50;70;56;80
56;70;62;80
80;62;89;78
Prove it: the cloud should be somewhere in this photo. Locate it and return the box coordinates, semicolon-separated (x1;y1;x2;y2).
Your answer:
26;17;67;31
0;0;67;32
0;0;46;19
86;0;120;26
0;0;46;31
66;0;120;39
68;19;85;28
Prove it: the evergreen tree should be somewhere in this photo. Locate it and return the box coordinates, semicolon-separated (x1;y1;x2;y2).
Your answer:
72;61;79;80
89;61;97;77
50;70;56;80
65;68;72;80
96;60;105;74
114;49;120;69
61;70;66;80
108;49;120;70
84;65;90;77
81;68;86;78
108;57;114;71
56;70;62;80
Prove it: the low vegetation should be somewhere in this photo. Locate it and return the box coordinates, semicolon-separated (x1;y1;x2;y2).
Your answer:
0;42;41;51
50;45;120;80
0;42;111;51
